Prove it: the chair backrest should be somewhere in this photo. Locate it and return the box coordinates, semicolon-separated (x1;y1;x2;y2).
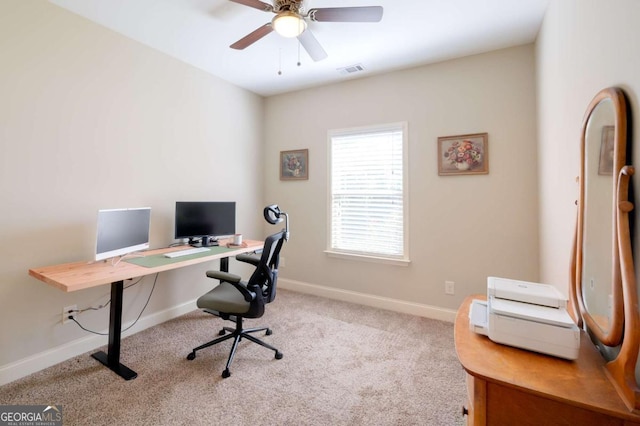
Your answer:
244;230;286;318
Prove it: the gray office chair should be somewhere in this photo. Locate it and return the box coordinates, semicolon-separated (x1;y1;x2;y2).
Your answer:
187;205;289;378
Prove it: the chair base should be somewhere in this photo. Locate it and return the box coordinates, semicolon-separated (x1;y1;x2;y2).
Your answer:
187;315;283;378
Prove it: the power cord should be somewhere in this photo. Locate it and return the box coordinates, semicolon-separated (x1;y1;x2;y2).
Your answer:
68;274;158;335
67;277;144;316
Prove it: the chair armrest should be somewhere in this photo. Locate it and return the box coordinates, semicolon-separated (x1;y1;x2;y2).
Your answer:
228;281;256;302
205;270;255;302
236;253;260;267
206;270;241;283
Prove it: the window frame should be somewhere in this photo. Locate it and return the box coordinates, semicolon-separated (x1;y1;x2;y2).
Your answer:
325;122;410;266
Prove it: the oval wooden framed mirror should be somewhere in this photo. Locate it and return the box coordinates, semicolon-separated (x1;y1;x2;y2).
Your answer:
574;87;627;346
571;86;640;411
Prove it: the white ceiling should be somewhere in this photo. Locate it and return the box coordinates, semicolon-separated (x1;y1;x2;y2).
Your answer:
49;0;549;97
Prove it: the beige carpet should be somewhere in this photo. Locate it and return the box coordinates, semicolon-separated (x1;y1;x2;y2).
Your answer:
1;290;467;425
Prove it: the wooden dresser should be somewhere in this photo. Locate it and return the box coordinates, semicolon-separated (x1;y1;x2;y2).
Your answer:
455;295;640;425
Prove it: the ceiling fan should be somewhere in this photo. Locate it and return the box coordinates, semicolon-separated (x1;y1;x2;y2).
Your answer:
229;0;384;61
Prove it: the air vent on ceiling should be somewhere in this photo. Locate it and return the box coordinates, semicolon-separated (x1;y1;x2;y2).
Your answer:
337;63;366;75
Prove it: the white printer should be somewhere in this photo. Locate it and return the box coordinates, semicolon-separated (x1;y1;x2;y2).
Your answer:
469;277;580;360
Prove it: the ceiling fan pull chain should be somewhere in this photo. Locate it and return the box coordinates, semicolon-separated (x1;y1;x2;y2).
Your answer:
278;48;282;75
297;40;301;67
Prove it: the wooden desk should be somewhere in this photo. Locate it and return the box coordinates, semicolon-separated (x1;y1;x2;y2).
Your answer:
455;295;640;425
29;239;263;380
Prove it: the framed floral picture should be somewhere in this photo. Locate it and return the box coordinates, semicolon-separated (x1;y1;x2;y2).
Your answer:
280;149;309;180
437;133;489;176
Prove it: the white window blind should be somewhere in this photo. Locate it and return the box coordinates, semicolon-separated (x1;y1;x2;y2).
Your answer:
329;123;407;260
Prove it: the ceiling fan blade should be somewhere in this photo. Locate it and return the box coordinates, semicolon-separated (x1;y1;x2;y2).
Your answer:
307;6;383;22
230;23;274;49
229;0;273;12
297;29;328;62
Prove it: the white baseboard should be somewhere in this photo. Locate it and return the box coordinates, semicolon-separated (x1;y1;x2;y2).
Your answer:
278;278;457;323
0;300;198;386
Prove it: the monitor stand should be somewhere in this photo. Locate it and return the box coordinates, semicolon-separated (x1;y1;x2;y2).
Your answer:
202;237;219;247
189;237;219;247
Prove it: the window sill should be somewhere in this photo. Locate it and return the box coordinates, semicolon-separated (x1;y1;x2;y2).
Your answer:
324;250;410;267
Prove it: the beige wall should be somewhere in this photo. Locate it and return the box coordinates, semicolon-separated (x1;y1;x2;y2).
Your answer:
0;1;264;377
265;45;540;313
536;0;640;296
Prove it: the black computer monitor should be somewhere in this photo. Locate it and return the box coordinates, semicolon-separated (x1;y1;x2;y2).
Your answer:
95;207;151;261
174;201;236;246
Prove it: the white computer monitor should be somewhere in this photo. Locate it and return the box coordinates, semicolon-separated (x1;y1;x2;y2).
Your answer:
95;207;151;261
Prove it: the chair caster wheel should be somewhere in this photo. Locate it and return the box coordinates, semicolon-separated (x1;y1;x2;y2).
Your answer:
218;329;226;336
275;351;283;360
187;352;196;361
265;329;272;336
222;369;231;378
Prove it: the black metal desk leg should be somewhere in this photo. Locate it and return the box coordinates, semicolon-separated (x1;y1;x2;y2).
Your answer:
91;280;137;380
220;257;229;273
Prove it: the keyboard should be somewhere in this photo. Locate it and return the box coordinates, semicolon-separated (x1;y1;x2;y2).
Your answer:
164;247;210;258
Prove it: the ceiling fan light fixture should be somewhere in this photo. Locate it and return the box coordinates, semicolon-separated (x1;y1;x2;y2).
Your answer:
272;11;306;38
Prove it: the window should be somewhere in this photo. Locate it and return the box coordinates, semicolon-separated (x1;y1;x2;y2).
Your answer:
327;122;409;265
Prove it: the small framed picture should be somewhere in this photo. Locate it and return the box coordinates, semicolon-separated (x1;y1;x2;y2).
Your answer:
598;125;615;175
280;149;309;180
438;133;489;176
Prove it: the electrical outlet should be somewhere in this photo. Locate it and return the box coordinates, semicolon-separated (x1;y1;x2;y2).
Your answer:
280;257;286;267
62;305;77;325
445;281;455;295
